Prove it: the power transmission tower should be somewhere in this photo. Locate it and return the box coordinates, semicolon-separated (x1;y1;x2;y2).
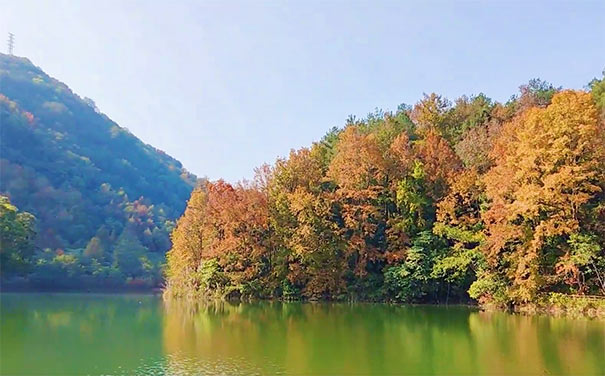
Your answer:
7;33;14;55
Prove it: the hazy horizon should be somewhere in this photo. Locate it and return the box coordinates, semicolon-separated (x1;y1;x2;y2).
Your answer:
1;0;604;181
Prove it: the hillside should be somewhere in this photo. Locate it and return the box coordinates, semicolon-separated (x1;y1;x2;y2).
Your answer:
0;53;197;288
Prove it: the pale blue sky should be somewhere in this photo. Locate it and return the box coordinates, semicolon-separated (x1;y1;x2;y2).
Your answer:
1;0;604;181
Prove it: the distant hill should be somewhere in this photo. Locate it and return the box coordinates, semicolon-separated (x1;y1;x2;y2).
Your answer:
0;53;198;288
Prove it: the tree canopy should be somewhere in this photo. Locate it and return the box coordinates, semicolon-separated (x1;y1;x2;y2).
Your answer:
166;76;605;308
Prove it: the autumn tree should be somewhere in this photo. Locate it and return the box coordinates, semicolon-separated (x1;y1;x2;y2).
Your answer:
413;130;462;200
165;186;209;297
432;169;486;301
410;93;451;138
327;126;389;282
480;90;605;303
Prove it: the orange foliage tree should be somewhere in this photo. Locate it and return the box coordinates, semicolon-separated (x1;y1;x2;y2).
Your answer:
478;91;605;303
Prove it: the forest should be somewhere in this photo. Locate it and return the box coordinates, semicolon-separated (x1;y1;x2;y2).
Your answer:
165;74;605;311
0;54;197;288
1;51;604;310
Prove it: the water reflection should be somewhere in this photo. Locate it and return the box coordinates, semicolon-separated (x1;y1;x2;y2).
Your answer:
0;294;603;375
161;300;605;375
1;293;163;375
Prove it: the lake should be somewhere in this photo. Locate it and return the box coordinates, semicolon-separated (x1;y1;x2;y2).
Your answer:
1;293;603;375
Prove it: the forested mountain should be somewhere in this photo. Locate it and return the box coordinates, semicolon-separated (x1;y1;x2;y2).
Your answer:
0;53;197;287
166;75;605;314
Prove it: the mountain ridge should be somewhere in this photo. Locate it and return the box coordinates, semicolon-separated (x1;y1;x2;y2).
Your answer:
0;53;198;287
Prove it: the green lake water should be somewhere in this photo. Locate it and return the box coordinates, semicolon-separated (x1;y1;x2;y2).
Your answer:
0;293;603;375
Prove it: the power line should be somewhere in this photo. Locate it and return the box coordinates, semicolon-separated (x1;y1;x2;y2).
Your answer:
8;33;14;55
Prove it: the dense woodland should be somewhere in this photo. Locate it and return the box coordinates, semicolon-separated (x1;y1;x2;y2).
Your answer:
166;74;605;310
1;52;604;308
0;54;196;288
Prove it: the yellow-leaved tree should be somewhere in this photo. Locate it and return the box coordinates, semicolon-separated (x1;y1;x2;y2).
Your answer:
478;90;605;304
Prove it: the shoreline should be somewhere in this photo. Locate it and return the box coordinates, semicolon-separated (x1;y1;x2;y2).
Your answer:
0;286;162;295
3;288;603;319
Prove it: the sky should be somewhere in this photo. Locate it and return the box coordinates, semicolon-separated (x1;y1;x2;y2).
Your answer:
1;0;604;182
